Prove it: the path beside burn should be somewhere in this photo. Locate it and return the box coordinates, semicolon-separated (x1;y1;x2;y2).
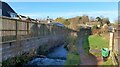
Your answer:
77;29;103;65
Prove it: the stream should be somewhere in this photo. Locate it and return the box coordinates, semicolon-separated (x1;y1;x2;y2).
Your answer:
27;45;68;66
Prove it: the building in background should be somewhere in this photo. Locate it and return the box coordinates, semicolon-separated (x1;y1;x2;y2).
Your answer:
0;1;18;18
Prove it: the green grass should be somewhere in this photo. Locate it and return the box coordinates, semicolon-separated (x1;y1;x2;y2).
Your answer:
103;58;113;65
64;35;80;65
88;35;113;65
64;53;80;65
88;35;109;56
82;35;90;54
89;35;109;50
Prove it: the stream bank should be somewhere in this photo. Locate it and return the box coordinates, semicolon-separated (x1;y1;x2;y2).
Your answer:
25;45;68;66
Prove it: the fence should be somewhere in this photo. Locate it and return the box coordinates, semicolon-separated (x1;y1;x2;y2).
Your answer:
0;16;70;43
0;16;72;62
111;23;120;66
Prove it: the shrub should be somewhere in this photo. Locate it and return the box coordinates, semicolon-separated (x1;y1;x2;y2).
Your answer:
2;53;33;67
64;53;80;65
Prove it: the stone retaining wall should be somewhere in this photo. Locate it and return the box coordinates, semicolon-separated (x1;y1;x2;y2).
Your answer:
1;34;67;62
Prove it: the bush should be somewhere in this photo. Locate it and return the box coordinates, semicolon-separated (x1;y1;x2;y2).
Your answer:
64;35;77;50
37;44;50;55
92;25;97;29
2;53;33;67
64;34;80;65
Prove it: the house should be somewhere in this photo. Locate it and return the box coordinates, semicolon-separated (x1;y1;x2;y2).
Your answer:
0;1;18;18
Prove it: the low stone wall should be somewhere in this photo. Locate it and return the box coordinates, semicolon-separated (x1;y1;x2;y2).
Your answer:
1;34;67;62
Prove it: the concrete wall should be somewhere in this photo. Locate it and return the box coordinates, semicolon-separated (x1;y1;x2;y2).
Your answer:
2;34;67;62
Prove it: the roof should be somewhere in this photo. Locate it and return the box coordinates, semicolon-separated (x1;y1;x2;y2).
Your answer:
0;1;17;17
51;22;65;27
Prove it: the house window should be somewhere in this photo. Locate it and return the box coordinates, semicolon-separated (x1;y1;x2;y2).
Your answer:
0;9;2;16
10;12;17;17
8;11;17;18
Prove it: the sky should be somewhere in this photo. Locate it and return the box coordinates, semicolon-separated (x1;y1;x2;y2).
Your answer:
3;0;120;2
7;2;118;22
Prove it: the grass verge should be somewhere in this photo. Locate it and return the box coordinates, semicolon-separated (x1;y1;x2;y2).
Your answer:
64;53;80;65
103;58;113;65
82;35;90;54
64;35;80;65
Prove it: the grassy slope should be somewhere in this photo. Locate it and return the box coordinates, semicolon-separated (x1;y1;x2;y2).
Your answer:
64;35;80;65
82;35;89;54
89;35;113;65
103;58;113;65
64;53;80;65
88;35;109;56
89;35;109;50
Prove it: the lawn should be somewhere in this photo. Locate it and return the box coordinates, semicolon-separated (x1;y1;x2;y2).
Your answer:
88;35;113;65
89;35;109;56
89;35;109;50
88;35;109;56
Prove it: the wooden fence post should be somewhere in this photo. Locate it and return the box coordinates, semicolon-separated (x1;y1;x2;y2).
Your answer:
27;21;29;38
109;32;114;57
15;19;18;40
